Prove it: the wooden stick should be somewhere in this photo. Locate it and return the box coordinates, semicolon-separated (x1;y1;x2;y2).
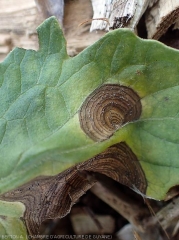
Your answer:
90;0;150;31
91;180;149;232
146;0;179;39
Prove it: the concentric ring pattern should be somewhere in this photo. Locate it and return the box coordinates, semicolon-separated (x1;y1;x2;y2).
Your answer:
79;84;142;141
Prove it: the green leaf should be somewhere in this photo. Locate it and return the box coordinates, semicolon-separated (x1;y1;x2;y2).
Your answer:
1;16;179;223
1;16;179;237
0;200;27;238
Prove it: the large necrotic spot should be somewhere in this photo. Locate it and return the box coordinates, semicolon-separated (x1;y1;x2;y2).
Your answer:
79;84;142;141
78;142;147;194
0;143;146;235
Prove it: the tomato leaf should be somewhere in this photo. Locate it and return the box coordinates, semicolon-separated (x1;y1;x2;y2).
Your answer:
1;16;179;236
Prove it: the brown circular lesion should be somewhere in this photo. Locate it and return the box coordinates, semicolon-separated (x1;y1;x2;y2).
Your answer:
79;84;142;141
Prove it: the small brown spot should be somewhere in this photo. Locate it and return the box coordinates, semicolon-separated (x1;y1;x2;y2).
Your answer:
164;96;169;101
136;70;142;75
0;215;7;220
79;84;142;141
